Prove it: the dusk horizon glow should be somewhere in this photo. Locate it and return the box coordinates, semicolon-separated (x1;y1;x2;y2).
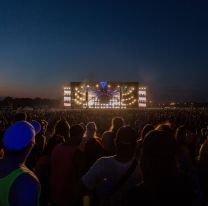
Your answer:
1;0;208;102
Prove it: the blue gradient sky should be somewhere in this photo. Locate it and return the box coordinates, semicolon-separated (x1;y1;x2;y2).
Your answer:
0;0;208;102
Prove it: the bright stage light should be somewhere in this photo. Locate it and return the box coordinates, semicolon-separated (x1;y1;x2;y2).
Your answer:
64;82;147;108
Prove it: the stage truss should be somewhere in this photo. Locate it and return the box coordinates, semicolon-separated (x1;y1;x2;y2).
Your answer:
64;82;146;109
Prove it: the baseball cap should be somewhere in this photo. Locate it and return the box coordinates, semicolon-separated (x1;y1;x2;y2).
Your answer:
30;120;41;135
3;121;36;151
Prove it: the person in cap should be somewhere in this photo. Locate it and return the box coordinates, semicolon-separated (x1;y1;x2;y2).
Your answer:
78;126;141;206
0;121;41;206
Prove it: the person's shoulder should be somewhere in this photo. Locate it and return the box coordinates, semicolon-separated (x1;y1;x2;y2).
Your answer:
99;155;115;160
102;131;113;138
88;138;102;146
10;171;40;206
95;156;116;165
11;171;40;197
103;131;111;135
94;137;103;145
13;170;40;188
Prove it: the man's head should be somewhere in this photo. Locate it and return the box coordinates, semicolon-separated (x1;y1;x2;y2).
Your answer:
69;124;85;145
111;117;124;133
14;112;27;122
141;129;177;180
115;126;138;158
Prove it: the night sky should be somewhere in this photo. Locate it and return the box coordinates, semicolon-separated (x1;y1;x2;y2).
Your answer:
0;0;208;102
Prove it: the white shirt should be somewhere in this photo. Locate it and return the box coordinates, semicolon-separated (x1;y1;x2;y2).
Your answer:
82;155;141;206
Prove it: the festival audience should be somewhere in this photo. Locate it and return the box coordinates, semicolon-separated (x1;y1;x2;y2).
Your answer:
0;109;208;205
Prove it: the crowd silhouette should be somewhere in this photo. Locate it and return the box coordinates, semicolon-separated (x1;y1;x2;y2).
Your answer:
0;108;208;205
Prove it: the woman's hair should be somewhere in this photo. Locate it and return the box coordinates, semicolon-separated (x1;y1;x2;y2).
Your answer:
53;119;70;140
85;122;97;138
110;117;124;134
141;124;154;141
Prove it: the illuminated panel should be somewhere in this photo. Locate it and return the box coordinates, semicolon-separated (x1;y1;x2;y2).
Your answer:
139;97;146;101
64;86;71;107
88;90;96;108
87;84;121;108
139;103;146;107
64;102;71;107
138;91;146;96
74;86;86;107
138;87;147;108
121;86;137;107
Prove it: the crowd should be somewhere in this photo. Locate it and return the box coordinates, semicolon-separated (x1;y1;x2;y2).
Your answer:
0;108;208;206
